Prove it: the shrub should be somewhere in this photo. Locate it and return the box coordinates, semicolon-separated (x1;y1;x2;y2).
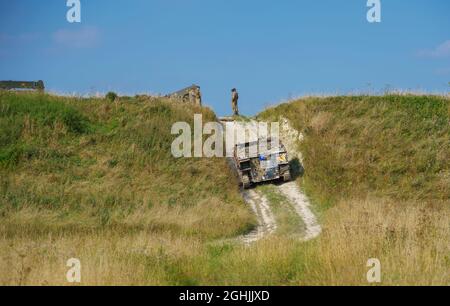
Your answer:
106;92;118;102
62;108;88;134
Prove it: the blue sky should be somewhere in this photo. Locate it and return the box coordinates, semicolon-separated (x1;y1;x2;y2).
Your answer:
0;0;449;115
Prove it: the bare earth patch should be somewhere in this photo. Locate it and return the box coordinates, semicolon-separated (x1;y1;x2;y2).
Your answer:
222;118;321;243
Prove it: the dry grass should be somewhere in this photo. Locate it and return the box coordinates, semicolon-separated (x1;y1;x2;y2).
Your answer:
2;197;448;285
0;92;254;285
304;198;449;285
1;92;448;285
256;94;450;285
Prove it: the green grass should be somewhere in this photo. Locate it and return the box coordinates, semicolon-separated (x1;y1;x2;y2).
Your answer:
259;184;306;236
254;94;449;286
1;92;448;285
0;91;254;239
258;94;450;205
0;92;90;167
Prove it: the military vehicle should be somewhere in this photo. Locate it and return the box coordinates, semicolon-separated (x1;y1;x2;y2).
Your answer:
166;84;200;103
234;137;291;189
0;80;45;91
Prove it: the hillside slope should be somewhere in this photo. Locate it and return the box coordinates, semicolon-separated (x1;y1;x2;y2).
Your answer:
0;92;254;285
258;94;449;285
259;94;450;205
1;92;448;285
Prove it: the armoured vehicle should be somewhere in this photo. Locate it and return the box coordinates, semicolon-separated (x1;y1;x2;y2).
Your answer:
166;84;200;103
0;80;45;91
234;137;291;189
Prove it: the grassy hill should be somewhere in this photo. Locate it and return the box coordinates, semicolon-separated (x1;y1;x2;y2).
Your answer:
259;95;450;205
258;94;450;285
0;91;254;285
1;92;448;285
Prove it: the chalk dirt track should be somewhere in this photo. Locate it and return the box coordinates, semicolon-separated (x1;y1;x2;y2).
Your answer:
221;118;322;244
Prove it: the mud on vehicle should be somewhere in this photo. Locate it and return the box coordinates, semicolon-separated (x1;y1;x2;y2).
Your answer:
234;137;291;189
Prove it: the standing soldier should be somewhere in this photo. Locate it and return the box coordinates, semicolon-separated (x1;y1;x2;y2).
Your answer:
194;86;202;106
231;88;239;116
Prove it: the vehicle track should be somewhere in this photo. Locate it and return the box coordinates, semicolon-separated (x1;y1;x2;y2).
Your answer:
220;117;321;243
278;182;321;240
277;117;322;240
241;189;277;244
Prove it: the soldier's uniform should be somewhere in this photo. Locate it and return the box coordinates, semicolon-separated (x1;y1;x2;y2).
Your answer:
231;88;239;116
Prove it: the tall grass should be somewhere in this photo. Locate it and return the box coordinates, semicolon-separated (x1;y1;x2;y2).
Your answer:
256;94;450;285
0;92;255;285
1;92;448;285
259;95;450;205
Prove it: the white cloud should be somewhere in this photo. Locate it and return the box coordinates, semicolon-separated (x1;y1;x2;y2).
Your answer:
418;40;450;58
52;26;100;49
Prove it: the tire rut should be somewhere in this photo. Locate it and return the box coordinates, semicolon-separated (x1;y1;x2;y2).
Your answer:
240;189;277;245
277;182;322;241
220;118;321;244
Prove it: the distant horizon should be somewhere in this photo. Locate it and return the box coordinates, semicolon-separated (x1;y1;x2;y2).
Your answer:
42;86;450;117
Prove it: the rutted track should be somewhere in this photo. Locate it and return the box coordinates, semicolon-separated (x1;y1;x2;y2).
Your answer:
221;119;278;244
220;118;321;244
278;182;321;241
278;117;322;241
241;189;277;244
